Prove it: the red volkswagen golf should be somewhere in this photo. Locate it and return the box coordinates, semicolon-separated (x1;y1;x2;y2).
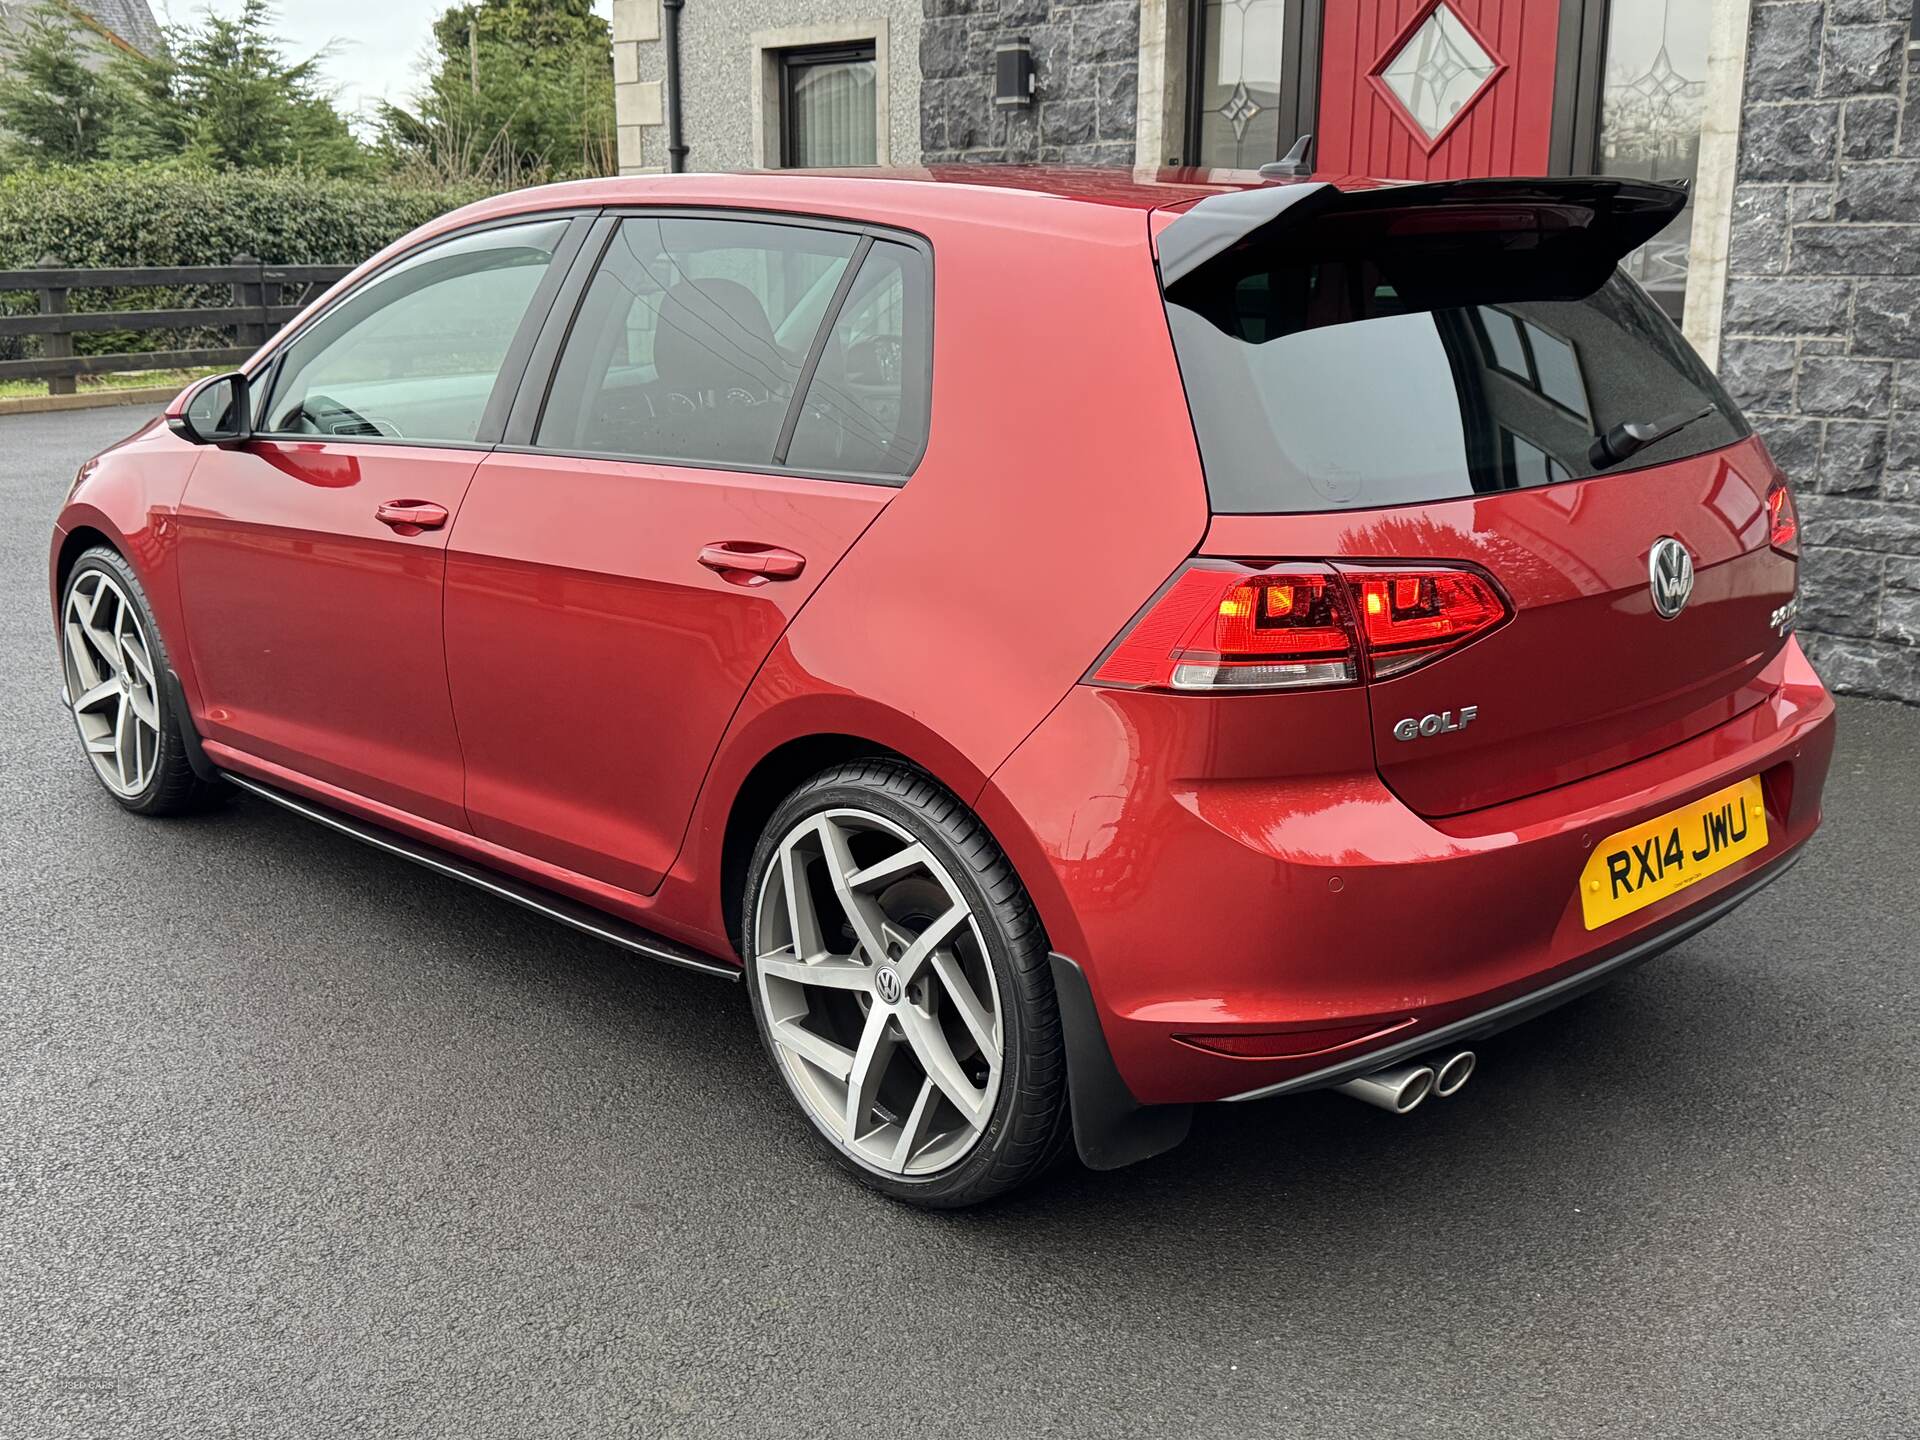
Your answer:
49;169;1834;1206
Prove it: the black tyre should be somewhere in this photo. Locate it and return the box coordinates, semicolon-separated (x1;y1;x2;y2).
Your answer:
59;546;217;816
743;759;1070;1207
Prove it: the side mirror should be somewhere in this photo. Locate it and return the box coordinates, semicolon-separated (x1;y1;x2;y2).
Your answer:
166;371;252;446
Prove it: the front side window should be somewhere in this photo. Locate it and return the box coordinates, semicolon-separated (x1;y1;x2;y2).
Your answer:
780;43;878;167
536;216;858;468
262;219;569;444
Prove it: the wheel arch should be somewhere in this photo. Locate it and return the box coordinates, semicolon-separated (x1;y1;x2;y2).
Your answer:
717;732;926;957
52;521;123;612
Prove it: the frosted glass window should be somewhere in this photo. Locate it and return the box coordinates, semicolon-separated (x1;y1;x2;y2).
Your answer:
1378;4;1497;140
1195;0;1287;170
1598;0;1710;311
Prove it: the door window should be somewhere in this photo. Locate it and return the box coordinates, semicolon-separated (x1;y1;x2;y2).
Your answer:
261;218;569;444
535;216;858;468
785;240;931;478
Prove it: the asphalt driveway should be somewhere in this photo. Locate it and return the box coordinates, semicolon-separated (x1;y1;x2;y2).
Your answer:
3;407;1917;1438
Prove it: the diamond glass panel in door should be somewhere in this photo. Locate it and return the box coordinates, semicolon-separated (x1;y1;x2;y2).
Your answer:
1377;3;1497;141
1196;0;1286;170
784;46;878;167
1598;0;1709;315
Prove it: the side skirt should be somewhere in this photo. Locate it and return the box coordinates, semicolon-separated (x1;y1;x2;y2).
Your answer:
223;772;740;982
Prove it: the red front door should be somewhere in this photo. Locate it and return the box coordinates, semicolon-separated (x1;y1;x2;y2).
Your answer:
1315;0;1562;178
176;441;479;828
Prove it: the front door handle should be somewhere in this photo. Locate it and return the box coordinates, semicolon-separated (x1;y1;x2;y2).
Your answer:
698;542;806;583
375;499;449;534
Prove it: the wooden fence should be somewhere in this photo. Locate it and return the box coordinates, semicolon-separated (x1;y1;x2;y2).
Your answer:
0;256;355;394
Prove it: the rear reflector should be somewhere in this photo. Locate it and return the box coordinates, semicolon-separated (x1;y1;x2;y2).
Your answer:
1767;479;1799;559
1088;560;1507;693
1173;1018;1415;1059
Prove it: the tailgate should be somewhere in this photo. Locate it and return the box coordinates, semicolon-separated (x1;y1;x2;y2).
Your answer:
1206;441;1794;816
1164;175;1800;816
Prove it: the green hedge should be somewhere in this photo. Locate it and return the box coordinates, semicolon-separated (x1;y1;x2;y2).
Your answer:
0;164;495;360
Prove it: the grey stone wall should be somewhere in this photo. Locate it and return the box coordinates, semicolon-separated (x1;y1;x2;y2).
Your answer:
615;1;923;174
920;0;1140;164
1720;1;1920;702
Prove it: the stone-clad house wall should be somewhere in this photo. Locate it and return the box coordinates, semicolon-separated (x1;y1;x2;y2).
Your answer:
1719;0;1920;700
919;1;1142;164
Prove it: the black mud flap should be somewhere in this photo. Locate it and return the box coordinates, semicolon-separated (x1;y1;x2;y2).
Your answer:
163;667;220;783
1049;952;1192;1171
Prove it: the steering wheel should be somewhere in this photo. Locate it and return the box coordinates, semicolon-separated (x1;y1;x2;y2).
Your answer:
285;392;383;438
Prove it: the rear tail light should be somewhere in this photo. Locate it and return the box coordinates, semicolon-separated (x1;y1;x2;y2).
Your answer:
1351;569;1510;679
1088;563;1358;692
1089;560;1508;693
1767;478;1799;559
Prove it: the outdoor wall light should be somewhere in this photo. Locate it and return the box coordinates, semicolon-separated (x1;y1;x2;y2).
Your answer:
994;41;1035;108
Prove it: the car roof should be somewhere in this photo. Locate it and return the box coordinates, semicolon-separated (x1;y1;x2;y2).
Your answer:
412;166;1402;241
293;166;1412;339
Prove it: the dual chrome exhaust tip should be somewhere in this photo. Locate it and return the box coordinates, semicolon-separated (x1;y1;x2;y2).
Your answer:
1333;1049;1476;1114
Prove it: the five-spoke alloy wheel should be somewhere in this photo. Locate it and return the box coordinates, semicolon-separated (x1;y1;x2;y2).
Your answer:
60;547;211;815
745;761;1069;1207
755;807;1004;1176
63;566;162;798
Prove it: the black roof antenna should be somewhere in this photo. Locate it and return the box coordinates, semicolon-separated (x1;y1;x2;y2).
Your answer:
1258;133;1314;180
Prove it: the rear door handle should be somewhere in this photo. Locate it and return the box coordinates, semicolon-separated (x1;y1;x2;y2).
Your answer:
698;542;806;583
375;500;449;534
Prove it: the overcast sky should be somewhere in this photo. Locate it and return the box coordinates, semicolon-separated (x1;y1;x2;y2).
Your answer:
153;1;615;131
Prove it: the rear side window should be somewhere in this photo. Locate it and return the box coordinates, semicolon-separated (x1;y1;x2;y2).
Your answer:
786;240;931;477
536;216;857;469
1163;207;1747;514
262;219;569;444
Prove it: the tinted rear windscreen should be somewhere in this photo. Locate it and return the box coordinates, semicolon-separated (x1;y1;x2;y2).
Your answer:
1163;203;1747;514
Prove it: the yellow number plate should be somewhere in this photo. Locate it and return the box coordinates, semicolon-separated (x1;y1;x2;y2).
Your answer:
1580;776;1768;930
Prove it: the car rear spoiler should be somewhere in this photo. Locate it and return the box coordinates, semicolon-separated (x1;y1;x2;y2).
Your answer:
1155;176;1688;291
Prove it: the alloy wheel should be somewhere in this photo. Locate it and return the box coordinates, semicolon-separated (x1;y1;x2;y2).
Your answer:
62;569;162;798
753;807;1004;1178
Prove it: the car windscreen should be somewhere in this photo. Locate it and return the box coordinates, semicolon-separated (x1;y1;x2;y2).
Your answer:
1161;200;1748;514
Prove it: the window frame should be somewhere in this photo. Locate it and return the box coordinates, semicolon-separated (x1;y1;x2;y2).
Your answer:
242;211;598;452
750;20;891;170
499;206;935;489
777;40;880;169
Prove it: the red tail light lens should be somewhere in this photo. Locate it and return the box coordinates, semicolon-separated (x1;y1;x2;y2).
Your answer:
1349;569;1509;679
1089;561;1508;692
1089;563;1358;692
1767;479;1799;558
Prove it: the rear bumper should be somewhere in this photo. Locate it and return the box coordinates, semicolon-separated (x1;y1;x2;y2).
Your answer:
984;637;1835;1135
1219;842;1803;1102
